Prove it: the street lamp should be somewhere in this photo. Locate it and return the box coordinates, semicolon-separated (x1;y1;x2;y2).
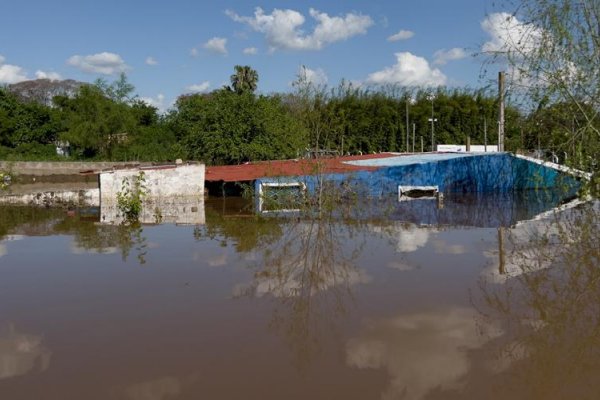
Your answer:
428;117;437;152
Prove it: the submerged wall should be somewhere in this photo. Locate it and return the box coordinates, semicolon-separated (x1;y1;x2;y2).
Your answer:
0;161;152;176
255;153;582;201
99;164;205;224
0;188;99;207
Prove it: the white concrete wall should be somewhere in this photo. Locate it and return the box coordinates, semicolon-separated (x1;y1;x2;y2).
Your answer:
100;164;204;203
100;198;205;225
99;164;205;225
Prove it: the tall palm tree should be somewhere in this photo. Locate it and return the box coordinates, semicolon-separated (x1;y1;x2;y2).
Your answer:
230;65;259;94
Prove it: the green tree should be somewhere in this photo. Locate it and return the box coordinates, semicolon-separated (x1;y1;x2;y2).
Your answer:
230;65;259;94
493;0;600;175
170;88;306;165
54;85;141;159
94;73;136;103
0;88;61;159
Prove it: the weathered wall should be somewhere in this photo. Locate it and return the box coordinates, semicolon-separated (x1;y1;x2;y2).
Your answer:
0;161;152;176
100;164;204;202
100;198;205;225
255;153;582;201
0;189;99;207
99;164;205;224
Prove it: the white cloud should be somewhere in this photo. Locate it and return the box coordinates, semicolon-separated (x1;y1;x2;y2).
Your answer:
297;65;328;86
233;266;371;298
67;52;129;75
138;93;166;112
367;52;447;86
190;47;199;57
145;56;158;66
35;70;62;80
0;324;52;380
346;308;502;400
203;37;228;55
433;47;467;65
387;29;414;42
70;243;117;255
243;47;258;55
0;55;28;84
185;81;211;93
481;12;542;55
370;224;432;253
226;7;373;52
387;260;415;271
207;253;227;267
432;239;467;255
124;376;182;400
0;64;28;84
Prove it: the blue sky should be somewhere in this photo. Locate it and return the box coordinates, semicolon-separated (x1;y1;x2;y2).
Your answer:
0;0;515;110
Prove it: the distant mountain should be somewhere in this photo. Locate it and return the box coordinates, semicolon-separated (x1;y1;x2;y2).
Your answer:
8;79;87;106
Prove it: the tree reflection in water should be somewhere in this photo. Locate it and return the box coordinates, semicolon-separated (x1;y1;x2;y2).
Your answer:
477;201;600;399
0;206;149;264
233;191;375;371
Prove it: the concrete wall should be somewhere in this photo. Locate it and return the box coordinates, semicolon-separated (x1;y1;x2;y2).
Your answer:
100;164;204;201
255;153;581;202
0;189;99;207
99;164;205;224
0;161;152;176
100;198;205;225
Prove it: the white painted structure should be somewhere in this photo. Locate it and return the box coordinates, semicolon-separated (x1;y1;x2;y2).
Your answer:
257;181;306;213
514;154;592;180
100;197;205;225
99;164;205;224
99;164;204;202
437;144;499;153
398;185;439;201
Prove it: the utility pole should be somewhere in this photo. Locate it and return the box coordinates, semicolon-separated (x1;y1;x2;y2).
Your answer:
498;71;505;152
428;94;437;152
406;97;410;153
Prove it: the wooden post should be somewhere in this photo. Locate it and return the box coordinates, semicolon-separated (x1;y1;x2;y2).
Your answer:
466;136;471;152
498;227;505;275
412;123;416;153
484;117;487;152
498;71;505;152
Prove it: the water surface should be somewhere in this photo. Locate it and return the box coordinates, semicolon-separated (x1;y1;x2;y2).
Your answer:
0;194;598;399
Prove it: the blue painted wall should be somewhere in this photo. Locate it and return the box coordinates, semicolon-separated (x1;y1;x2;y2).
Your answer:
255;153;581;199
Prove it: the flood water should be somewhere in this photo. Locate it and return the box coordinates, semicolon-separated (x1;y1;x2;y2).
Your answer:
0;193;598;400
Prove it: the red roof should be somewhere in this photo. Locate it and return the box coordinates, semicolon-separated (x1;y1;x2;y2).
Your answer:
205;153;397;182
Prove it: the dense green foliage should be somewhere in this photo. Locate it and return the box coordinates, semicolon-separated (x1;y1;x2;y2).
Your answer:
492;0;600;180
229;65;259;95
0;63;596;171
169;89;307;164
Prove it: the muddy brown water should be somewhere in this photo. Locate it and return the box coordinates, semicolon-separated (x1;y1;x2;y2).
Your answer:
0;196;598;400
